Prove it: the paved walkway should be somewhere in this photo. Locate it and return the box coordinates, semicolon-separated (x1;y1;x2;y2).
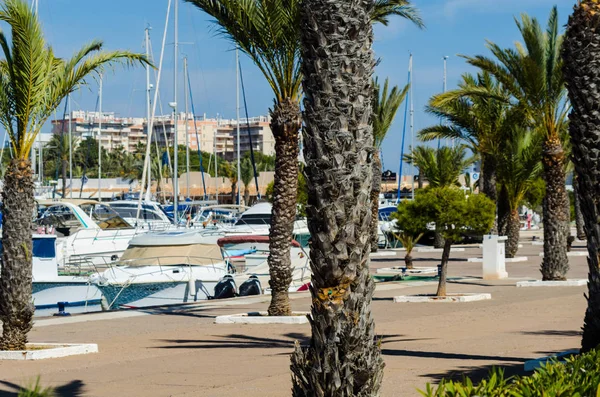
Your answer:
0;238;589;396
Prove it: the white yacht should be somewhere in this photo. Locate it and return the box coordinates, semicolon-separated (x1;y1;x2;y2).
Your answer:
108;200;172;231
37;200;144;267
90;230;228;310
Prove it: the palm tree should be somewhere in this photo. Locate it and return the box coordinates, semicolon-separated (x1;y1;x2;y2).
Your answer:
404;145;474;248
290;0;389;394
419;72;513;220
44;133;79;197
562;0;600;352
0;0;148;351
240;157;255;206
370;78;408;252
463;7;570;280
497;128;542;258
404;145;474;189
186;0;422;317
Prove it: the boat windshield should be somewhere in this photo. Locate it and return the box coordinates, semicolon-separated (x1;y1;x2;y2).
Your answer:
235;213;271;226
80;203;132;229
38;202;132;232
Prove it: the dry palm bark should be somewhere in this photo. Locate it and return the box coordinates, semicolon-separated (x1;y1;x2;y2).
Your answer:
370;152;382;252
563;0;600;352
291;0;385;394
268;99;301;316
0;159;35;350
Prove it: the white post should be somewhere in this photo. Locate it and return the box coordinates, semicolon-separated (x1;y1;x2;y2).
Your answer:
68;94;73;198
173;0;179;222
98;74;103;201
184;57;190;200
145;26;152;202
482;235;508;280
236;47;241;206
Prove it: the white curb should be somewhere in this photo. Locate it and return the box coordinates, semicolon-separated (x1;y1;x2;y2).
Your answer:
0;343;98;360
393;293;491;303
369;251;398;258
517;280;587;287
215;311;309;324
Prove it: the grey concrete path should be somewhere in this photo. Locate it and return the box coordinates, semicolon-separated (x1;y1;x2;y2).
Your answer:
0;239;589;396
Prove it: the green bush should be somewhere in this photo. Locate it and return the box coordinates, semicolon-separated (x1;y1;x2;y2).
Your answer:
419;349;600;397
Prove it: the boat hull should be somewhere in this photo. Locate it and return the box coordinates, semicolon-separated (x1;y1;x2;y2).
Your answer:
97;280;219;309
33;279;102;309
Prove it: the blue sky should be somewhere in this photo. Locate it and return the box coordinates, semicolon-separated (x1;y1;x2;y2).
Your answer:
30;0;574;173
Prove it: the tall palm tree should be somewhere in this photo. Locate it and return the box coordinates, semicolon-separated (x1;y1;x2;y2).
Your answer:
419;72;511;210
562;0;600;352
45;133;79;197
370;78;408;252
404;145;474;247
290;0;387;394
186;0;422;316
404;145;474;189
463;7;570;280
497;128;542;258
0;0;148;351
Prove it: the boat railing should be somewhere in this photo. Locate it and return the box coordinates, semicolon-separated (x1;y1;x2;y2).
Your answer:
111;255;228;273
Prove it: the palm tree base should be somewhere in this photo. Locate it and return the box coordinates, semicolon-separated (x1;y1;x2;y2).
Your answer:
291;267;384;396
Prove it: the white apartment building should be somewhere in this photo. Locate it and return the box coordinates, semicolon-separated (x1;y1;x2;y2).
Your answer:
51;111;146;153
51;111;275;160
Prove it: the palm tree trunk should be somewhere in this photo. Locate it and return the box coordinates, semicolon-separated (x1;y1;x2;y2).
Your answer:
574;176;586;241
497;186;509;237
291;0;384;394
0;159;35;351
370;152;382;252
244;185;250;207
506;210;521;258
404;250;413;269
418;168;423;189
540;137;570;281
61;158;68;198
267;99;300;317
434;232;445;249
436;239;452;297
482;154;498;234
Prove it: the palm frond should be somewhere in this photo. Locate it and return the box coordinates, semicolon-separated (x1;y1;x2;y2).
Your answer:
372;0;424;28
372;77;408;148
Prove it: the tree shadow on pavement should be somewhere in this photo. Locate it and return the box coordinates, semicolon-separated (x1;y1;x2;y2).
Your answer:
155;333;423;351
520;330;581;337
0;380;85;397
421;362;529;385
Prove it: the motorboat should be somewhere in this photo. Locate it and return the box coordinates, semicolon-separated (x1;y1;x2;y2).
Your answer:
194;202;311;247
216;235;311;295
36;199;145;267
26;234;101;310
108;200;172;231
89;230;228;310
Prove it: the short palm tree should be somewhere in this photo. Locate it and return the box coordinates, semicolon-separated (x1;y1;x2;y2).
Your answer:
562;0;600;352
370;77;408;252
464;7;570;280
0;0;148;351
419;72;512;213
185;0;422;316
404;145;474;189
404;145;474;248
497;127;542;258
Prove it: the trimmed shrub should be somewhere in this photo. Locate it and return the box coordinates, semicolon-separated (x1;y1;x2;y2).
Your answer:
419;349;600;397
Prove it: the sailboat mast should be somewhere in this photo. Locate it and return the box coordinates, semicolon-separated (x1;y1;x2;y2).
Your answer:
68;94;73;198
145;26;152;202
236;47;241;205
410;55;415;200
214;121;218;203
184;57;190;200
173;0;179;222
98;74;103;201
397;55;411;203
